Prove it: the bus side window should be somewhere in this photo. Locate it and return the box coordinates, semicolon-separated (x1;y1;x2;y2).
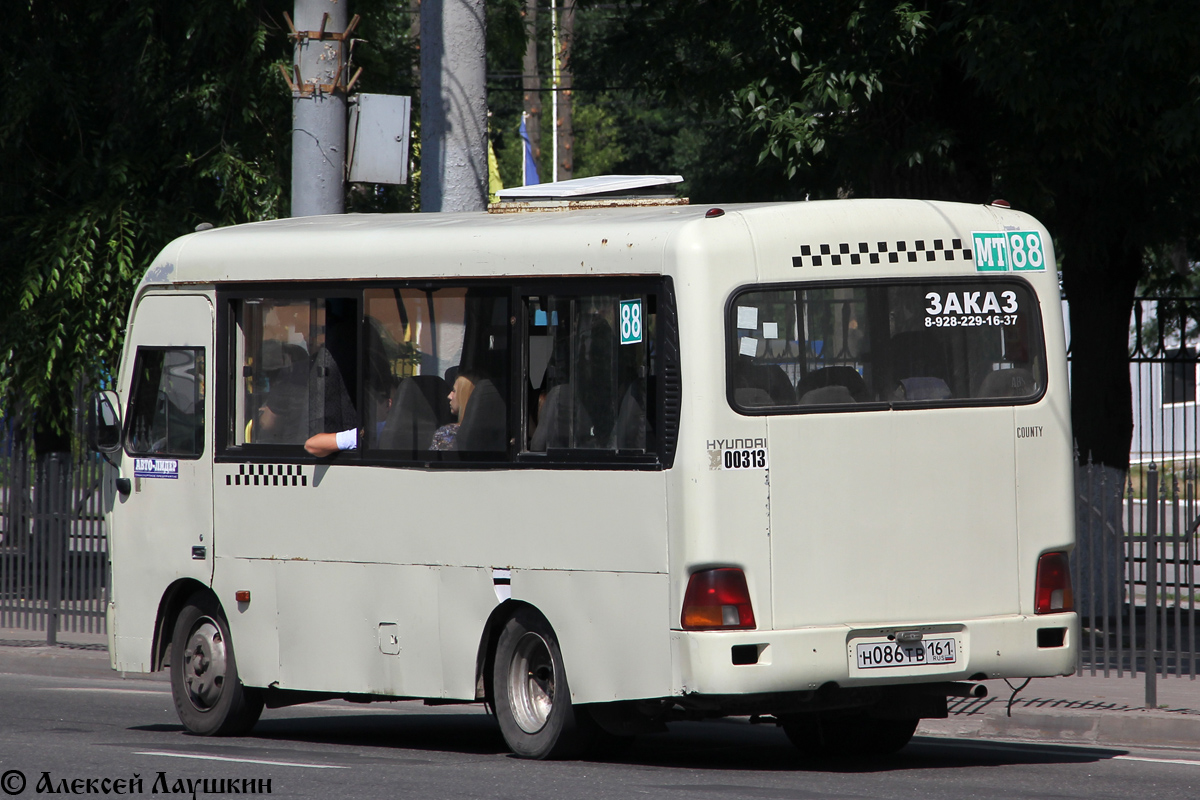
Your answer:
364;287;462;454
364;286;509;458
234;296;359;447
526;292;654;454
728;280;1046;413
125;347;205;457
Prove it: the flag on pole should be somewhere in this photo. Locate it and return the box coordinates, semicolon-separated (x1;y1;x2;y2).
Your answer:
519;112;540;186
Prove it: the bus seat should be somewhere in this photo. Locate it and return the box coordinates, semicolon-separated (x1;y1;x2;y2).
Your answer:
734;362;796;405
411;374;453;426
799;385;856;405
795;365;868;402
894;377;952;401
455;378;507;452
735;387;774;407
379;377;440;451
978;368;1037;398
531;383;592;451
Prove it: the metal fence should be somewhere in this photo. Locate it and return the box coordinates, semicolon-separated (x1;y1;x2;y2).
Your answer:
1074;296;1200;704
0;420;111;642
1076;462;1199;690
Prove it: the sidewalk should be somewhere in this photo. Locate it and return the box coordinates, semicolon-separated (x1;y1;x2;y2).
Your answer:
0;625;128;681
2;628;1197;750
921;672;1200;750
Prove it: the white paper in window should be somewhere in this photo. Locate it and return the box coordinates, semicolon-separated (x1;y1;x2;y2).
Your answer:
739;336;759;357
737;306;758;330
762;322;779;339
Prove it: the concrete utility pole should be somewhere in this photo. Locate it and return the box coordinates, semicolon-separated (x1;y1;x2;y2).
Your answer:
421;0;488;212
287;0;357;216
521;0;541;169
553;1;575;182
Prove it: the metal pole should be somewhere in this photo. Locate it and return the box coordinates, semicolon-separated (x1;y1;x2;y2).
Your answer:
1146;462;1159;708
291;0;349;217
420;0;487;212
555;2;574;182
550;1;559;184
46;454;66;646
1087;458;1096;674
521;0;541;176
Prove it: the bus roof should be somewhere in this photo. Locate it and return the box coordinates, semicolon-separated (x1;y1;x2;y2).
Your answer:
141;198;1047;288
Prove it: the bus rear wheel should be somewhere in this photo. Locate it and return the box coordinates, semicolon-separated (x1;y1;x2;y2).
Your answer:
492;609;592;759
782;714;918;758
170;592;263;736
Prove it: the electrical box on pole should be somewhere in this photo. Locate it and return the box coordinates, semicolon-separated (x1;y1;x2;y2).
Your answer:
347;94;412;185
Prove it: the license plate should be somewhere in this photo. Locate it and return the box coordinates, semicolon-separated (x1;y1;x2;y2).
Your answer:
855;638;957;669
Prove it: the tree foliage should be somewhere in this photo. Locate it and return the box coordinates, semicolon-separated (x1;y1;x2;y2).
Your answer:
0;0;418;449
579;0;1200;469
0;0;295;449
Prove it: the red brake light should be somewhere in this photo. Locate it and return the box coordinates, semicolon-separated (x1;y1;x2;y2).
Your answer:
682;568;756;630
1035;552;1073;614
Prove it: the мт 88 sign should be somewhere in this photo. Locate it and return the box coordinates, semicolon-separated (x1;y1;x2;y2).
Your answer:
972;231;1046;272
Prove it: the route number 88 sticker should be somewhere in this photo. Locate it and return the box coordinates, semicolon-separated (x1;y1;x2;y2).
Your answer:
619;299;643;345
973;230;1046;272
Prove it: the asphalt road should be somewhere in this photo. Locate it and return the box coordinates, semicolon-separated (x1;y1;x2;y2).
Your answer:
0;669;1198;800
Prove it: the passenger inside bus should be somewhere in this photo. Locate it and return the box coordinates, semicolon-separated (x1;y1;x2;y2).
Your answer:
248;340;308;444
255;366;307;443
429;373;476;450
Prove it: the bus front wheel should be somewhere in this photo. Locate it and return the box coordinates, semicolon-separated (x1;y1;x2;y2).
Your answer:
492;609;591;759
169;592;263;736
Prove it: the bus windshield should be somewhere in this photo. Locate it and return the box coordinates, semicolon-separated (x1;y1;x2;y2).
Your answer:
729;279;1046;411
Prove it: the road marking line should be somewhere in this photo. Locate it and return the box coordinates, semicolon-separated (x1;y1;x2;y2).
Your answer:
1115;756;1200;767
40;687;168;696
134;752;347;770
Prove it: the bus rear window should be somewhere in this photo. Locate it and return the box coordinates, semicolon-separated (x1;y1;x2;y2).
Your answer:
728;279;1046;412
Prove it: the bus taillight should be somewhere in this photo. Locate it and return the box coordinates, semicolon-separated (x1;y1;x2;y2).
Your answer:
1034;552;1074;614
682;568;756;630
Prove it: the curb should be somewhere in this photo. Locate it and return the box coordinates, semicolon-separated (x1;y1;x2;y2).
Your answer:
921;709;1200;750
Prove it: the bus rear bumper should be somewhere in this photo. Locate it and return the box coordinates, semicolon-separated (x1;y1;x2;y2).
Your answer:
671;613;1078;697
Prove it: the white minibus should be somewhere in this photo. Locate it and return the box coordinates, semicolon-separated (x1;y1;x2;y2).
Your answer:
89;197;1077;759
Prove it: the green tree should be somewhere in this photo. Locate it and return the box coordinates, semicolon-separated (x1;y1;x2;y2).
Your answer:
581;0;1200;470
953;2;1200;470
0;0;294;454
0;0;418;455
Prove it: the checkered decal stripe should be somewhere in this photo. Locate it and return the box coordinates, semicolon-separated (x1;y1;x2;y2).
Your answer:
226;464;307;487
792;239;973;268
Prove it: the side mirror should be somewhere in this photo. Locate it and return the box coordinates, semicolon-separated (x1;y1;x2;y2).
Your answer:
87;390;122;454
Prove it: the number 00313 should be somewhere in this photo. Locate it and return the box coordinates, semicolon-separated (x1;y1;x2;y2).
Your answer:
722;448;768;470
